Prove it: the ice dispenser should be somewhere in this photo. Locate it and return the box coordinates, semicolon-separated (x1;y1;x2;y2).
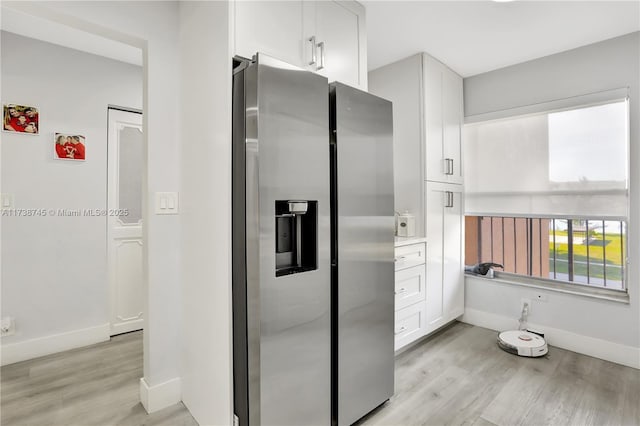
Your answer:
275;200;317;276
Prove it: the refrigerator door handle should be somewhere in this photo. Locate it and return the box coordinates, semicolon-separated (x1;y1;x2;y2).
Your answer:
308;36;317;66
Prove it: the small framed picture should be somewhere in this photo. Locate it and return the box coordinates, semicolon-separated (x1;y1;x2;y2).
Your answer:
54;133;86;161
3;103;39;135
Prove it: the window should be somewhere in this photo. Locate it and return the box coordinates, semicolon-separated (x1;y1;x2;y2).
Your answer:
464;97;629;291
465;216;626;290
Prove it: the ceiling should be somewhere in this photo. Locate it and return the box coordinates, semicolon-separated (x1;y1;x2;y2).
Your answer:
364;1;640;77
3;1;638;76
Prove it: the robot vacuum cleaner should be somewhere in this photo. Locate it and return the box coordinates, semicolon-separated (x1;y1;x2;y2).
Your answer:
498;330;548;357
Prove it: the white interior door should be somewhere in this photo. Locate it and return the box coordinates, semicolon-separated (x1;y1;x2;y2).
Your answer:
108;108;144;336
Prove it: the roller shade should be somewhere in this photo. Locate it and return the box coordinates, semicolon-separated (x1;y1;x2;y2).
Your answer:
464;98;629;218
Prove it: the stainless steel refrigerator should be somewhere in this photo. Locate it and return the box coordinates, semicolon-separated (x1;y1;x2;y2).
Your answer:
232;53;394;426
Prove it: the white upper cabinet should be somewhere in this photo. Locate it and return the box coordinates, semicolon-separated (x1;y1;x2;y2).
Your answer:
233;0;367;90
234;1;304;68
423;56;444;183
424;55;464;184
305;1;366;89
442;64;463;184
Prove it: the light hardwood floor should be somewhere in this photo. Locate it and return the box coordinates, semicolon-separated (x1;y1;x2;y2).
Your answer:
359;322;640;426
1;331;197;426
2;323;639;426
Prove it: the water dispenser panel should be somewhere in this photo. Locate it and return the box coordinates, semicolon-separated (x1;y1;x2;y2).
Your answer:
275;200;317;276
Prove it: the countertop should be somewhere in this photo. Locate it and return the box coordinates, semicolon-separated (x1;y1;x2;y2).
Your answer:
394;236;427;247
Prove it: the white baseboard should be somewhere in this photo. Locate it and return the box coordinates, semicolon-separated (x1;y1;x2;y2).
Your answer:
110;319;144;336
461;308;640;369
140;377;182;413
1;323;110;366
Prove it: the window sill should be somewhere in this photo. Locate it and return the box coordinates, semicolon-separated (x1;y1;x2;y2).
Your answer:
464;271;630;304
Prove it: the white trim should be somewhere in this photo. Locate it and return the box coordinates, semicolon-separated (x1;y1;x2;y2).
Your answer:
464;87;629;124
0;323;110;366
467;273;629;304
139;377;182;414
461;308;640;369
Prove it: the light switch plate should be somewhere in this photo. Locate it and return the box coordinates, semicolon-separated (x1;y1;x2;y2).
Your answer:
155;192;179;215
1;193;14;209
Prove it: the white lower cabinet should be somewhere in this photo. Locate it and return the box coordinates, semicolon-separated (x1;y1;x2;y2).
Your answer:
394;241;427;351
395;242;426;271
395;265;426;311
394;302;426;350
425;182;464;334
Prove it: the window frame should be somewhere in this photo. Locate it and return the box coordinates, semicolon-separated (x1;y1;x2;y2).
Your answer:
463;90;631;297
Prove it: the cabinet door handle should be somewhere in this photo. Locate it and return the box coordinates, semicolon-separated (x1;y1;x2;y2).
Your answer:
445;191;454;208
395;326;407;335
394;255;406;262
395;287;407;295
317;41;326;70
444;158;454;175
308;36;317;66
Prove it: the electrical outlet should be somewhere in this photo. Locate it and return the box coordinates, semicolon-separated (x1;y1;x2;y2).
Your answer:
0;317;15;337
520;298;532;314
534;293;548;302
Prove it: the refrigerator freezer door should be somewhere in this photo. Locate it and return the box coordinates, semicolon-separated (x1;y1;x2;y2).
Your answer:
233;54;331;426
330;82;395;426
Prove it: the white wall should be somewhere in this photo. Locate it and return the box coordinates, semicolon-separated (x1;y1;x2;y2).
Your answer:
2;1;237;419
462;32;640;367
179;2;233;425
369;54;425;237
1;0;184;411
1;31;142;358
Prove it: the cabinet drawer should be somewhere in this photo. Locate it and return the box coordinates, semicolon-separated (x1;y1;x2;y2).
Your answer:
395;242;426;271
395;265;426;311
394;303;425;351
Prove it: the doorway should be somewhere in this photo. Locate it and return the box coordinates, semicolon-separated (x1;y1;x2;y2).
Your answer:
107;108;144;336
